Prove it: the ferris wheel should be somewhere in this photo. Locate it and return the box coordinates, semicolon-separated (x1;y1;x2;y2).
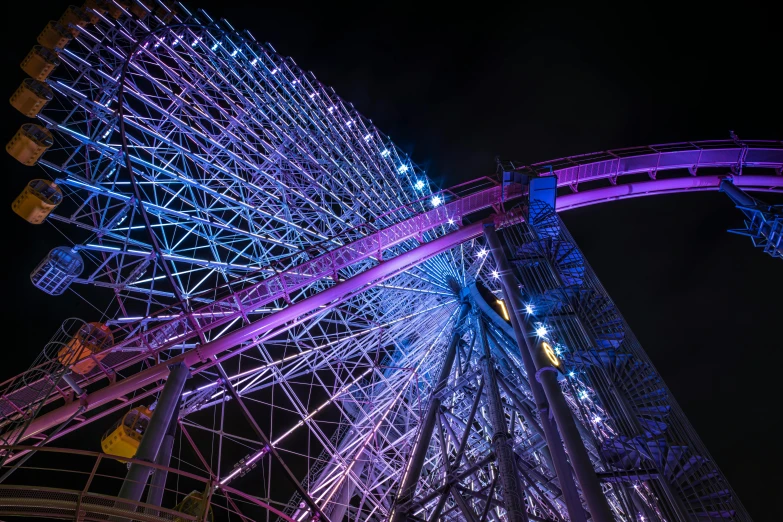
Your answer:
2;2;507;520
2;1;781;522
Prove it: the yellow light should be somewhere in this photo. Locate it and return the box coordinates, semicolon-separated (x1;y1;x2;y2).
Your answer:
496;299;510;321
542;341;560;367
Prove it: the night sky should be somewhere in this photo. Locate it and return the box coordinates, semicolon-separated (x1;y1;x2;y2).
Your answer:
2;2;781;520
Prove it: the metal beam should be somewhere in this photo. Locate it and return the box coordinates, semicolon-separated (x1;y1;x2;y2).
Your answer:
390;295;471;522
115;362;189;509
484;223;610;522
216;365;329;522
9;218;492;446
477;317;528;522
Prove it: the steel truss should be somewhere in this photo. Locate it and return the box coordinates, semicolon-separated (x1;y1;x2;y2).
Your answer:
1;2;781;521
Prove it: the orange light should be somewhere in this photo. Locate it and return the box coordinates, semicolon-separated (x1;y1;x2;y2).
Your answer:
496;299;510;321
542;341;560;367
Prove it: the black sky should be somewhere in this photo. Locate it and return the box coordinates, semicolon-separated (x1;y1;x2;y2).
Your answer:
2;2;781;520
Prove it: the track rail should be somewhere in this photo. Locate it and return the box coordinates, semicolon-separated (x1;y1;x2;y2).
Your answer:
2;141;781;448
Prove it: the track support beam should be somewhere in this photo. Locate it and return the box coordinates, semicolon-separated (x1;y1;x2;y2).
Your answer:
483;222;612;522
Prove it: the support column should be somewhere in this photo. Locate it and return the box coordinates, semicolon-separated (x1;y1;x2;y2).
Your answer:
478;318;529;522
390;296;471;522
144;415;177;513
484;223;613;522
116;362;189;507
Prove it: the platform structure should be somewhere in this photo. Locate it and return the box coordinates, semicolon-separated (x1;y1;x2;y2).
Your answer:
2;1;782;521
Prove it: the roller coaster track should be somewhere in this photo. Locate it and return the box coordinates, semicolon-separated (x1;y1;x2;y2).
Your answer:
2;140;781;453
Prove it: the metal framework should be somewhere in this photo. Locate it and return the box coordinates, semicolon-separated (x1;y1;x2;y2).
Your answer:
2;2;782;521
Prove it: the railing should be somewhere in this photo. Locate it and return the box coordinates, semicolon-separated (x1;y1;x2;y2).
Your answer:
0;445;295;522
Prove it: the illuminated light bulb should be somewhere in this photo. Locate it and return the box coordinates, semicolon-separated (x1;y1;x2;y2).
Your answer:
231;49;238;57
525;304;533;314
250;58;257;65
592;415;601;424
447;218;455;225
431;195;442;207
381;149;391;157
580;390;588;400
271;68;279;74
397;164;409;174
536;326;547;337
496;299;510;321
568;371;575;378
414;179;425;190
542;341;559;366
477;249;487;258
491;270;499;279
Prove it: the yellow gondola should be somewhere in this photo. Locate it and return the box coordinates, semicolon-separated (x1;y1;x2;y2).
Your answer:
12;179;62;224
37;21;72;51
101;406;153;462
58;5;92;36
10;78;53;118
6;124;53;166
82;0;108;15
21;45;61;81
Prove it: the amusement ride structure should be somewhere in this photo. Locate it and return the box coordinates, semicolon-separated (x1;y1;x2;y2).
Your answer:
1;1;781;521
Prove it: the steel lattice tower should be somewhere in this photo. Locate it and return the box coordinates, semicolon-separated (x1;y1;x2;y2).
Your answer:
1;2;781;521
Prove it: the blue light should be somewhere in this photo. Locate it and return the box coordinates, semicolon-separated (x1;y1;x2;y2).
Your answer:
414;180;425;190
231;50;238;57
397;165;409;174
535;326;547;337
568;371;575;378
491;270;499;279
251;59;257;66
525;304;533;314
211;44;218;51
579;390;589;400
477;249;487;258
431;195;442;207
271;68;279;74
380;149;390;158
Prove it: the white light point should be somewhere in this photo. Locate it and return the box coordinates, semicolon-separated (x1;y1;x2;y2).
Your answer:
380;149;390;158
397;164;409;174
431;195;442;207
491;270;499;279
535;326;547;337
414;179;425;190
525;304;533;314
477;249;487;258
